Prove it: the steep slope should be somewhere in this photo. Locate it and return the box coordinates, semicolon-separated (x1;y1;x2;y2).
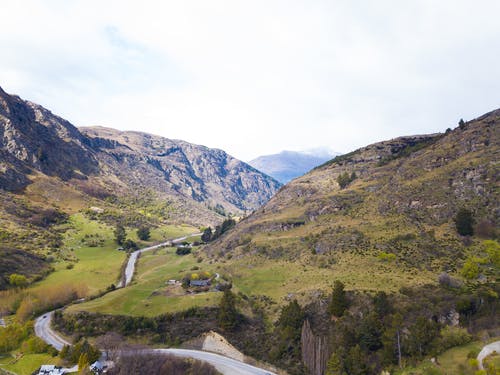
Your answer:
0;86;280;286
249;150;336;183
204;110;499;295
81;126;281;215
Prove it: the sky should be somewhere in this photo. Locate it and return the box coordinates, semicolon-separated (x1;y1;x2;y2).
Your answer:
1;1;500;161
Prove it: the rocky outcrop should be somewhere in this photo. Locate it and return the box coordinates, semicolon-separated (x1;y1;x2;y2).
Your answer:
0;86;281;219
81;126;281;214
301;319;330;375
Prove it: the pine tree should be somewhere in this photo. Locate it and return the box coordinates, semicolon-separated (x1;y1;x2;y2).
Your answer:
325;351;343;375
201;227;212;242
217;290;238;330
329;280;348;317
137;226;150;241
114;224;126;245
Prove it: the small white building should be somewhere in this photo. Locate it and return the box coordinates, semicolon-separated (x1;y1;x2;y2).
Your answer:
37;365;66;375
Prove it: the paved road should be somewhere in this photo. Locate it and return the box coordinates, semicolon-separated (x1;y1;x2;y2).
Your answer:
477;340;500;370
33;233;276;375
118;234;201;288
34;312;71;351
120;349;276;375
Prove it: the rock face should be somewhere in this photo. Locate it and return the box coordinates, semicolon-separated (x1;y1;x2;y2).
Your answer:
0;86;98;190
81;126;281;214
301;319;330;375
249;150;337;183
0;86;281;221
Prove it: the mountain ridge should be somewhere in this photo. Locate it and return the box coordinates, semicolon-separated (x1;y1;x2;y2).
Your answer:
249;150;337;183
204;109;499;293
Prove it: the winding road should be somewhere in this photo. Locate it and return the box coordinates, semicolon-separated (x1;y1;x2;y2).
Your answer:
34;234;276;375
477;340;500;370
120;349;275;375
118;234;200;288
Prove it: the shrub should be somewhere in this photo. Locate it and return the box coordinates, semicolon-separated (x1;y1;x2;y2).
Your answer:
176;247;191;255
455;208;474;236
437;326;472;351
461;259;480;280
378;252;396;262
9;273;28;288
337;171;357;189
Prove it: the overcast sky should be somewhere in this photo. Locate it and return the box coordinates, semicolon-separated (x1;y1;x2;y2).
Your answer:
1;1;499;160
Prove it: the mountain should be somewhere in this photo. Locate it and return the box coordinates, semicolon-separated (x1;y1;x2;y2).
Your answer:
205;110;499;293
249;150;338;183
0;86;280;286
80;126;281;216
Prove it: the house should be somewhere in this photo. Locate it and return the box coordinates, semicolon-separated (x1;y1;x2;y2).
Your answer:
37;365;66;375
90;360;104;374
190;279;211;287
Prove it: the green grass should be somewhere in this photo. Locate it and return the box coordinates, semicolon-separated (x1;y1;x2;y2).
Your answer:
395;340;495;375
68;247;220;316
28;215;198;297
29;214;126;295
0;353;59;375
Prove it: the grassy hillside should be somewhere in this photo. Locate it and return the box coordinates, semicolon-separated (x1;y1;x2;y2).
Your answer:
203;110;499;305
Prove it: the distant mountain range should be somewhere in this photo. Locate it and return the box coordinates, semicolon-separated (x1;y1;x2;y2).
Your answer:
248;149;339;183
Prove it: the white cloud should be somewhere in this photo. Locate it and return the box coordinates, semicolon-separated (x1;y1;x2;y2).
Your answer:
1;0;499;160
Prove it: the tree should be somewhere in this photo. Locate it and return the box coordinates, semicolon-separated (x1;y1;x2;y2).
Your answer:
337;172;356;189
325;351;343;375
277;300;305;332
407;316;439;357
458;118;466;129
136;226;150;241
212;219;236;240
358;311;383;351
9;273;28;288
78;352;89;373
217;290;238;330
201;227;212;243
114;224;126;245
329;280;348;317
123;239;138;251
382;313;403;368
455;208;474;236
373;291;392;318
345;345;367;375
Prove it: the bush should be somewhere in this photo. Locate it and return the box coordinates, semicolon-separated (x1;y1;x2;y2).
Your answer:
9;273;28;288
21;336;50;354
337;171;357;189
176;247;191;255
437;326;472;351
378;252;396;262
455;208;474;236
123;239;138;251
461;259;480;280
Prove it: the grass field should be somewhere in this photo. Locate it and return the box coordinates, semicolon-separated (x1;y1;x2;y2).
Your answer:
0;353;59;375
29;214;127;295
396;339;499;375
29;214;197;297
67;246;220;316
68;237;436;318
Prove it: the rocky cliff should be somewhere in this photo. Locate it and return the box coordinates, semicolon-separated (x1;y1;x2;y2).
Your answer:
0;86;280;223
